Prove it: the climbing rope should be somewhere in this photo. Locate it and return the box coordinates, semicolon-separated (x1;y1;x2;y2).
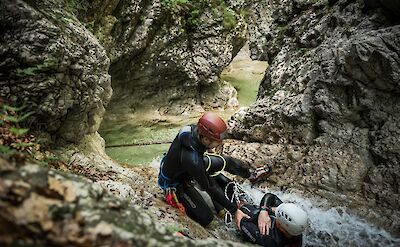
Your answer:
223;181;255;226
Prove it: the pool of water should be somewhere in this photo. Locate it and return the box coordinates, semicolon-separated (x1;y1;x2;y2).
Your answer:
100;45;268;165
100;115;197;165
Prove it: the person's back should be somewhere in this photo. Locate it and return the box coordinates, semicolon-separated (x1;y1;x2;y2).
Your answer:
161;124;206;184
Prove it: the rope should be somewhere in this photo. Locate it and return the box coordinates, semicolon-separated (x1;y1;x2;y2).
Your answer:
223;181;255;226
106;140;172;148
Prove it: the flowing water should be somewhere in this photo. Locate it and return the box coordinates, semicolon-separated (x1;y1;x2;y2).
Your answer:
242;186;400;247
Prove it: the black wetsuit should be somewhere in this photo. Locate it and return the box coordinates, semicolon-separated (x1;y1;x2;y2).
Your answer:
204;153;251;213
240;193;303;247
159;124;251;226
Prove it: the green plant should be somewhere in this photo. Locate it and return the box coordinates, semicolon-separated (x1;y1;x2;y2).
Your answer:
161;0;191;12
66;0;89;15
0;102;39;155
161;0;207;31
15;59;57;77
187;9;201;28
239;7;250;21
297;47;309;55
223;7;237;30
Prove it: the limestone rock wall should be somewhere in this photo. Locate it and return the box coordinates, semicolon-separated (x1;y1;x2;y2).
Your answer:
228;0;400;234
86;0;247;115
0;156;247;246
0;0;112;143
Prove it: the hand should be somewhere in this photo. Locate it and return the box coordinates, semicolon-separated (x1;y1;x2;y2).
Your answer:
235;209;250;230
258;210;272;235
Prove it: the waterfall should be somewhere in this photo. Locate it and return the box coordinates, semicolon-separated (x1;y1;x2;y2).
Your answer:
244;186;400;247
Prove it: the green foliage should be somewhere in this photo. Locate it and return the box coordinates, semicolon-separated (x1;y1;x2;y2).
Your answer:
161;0;238;31
223;8;237;30
0;102;39;155
66;0;89;15
187;9;201;28
0;145;16;155
10;127;29;137
16;59;57;77
161;0;202;30
161;0;190;9
297;47;309;55
239;8;250;21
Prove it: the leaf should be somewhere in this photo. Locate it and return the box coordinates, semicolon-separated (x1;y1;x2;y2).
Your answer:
4;115;19;123
3;111;34;123
13;142;35;148
18;111;34;122
10;127;29;136
2;105;26;112
0;145;16;155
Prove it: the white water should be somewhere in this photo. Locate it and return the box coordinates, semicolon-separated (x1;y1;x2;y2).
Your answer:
243;186;400;247
150;156;400;246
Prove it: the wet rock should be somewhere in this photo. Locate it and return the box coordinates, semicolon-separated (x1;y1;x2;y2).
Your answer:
229;0;400;235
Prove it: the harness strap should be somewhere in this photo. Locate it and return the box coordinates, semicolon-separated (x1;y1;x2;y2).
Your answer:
157;154;179;189
204;152;227;177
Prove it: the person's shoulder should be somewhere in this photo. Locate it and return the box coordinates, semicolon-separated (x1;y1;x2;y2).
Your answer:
179;125;192;133
178;125;196;149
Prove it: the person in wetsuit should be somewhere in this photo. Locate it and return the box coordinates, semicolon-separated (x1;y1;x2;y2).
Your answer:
236;192;308;247
157;112;271;227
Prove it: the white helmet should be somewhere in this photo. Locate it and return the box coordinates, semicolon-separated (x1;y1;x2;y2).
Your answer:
275;203;308;236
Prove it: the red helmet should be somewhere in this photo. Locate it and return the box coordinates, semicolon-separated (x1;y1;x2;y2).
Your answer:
197;112;227;141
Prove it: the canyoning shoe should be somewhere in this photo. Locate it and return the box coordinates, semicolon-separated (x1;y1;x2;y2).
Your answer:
249;165;272;184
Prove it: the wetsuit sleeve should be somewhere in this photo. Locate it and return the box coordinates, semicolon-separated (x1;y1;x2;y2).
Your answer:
181;148;237;214
260;193;282;214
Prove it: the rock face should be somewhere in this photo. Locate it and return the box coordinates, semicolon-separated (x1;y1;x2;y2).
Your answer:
0;156;247;246
0;0;112;144
228;0;400;234
86;0;247;115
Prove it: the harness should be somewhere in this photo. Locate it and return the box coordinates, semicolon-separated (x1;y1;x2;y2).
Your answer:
157;154;185;214
157;154;179;189
204;152;226;177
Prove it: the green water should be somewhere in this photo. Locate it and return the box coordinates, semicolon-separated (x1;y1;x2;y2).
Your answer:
220;51;268;107
100;115;198;165
100;47;268;165
106;144;170;165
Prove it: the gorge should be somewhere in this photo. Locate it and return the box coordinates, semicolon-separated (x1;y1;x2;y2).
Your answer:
0;0;399;246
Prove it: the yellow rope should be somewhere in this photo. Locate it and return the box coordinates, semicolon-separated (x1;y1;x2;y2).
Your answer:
204;152;226;177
